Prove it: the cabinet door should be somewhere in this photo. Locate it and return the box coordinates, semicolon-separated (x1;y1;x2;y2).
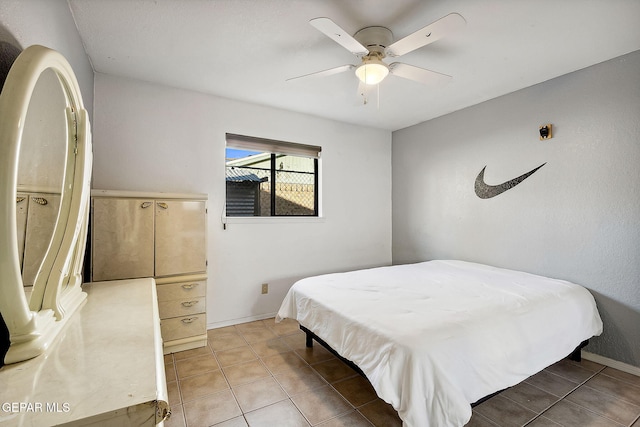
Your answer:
154;200;206;277
22;193;61;287
91;198;155;281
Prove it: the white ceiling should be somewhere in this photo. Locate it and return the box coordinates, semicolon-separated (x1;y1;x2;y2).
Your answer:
68;0;640;131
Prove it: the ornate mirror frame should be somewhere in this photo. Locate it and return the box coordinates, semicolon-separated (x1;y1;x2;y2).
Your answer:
0;45;92;364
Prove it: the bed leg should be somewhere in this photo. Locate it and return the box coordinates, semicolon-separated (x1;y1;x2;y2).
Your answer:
568;348;581;362
305;332;313;348
569;340;588;362
300;325;313;348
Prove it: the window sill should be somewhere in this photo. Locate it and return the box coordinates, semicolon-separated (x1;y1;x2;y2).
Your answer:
223;216;325;225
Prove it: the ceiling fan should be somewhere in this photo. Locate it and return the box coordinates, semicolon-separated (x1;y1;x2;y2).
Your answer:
288;13;466;100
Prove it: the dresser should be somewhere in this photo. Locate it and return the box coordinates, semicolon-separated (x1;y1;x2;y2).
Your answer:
0;278;169;426
90;190;208;354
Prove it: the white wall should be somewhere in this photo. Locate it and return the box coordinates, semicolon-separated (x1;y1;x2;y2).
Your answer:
392;50;640;367
92;73;392;327
0;0;94;117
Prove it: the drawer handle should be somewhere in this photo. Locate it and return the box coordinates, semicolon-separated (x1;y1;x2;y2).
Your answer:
181;300;199;307
157;202;169;209
181;317;198;324
140;201;152;209
32;197;48;205
181;283;199;290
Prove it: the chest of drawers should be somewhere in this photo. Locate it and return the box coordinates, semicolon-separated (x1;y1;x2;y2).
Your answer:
90;190;208;354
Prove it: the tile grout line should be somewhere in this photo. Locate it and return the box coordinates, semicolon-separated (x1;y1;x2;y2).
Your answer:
223;324;313;426
594;369;640;401
259;327;373;426
254;328;313;426
217;330;267;423
177;342;237;426
314;360;388;426
555;366;640;426
522;364;608;426
266;323;386;426
169;353;189;427
180;321;392;426
263;341;322;427
175;322;640;427
470;410;502;427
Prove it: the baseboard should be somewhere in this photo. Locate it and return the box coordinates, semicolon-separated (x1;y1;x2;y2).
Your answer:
163;335;207;355
207;312;278;330
582;351;640;377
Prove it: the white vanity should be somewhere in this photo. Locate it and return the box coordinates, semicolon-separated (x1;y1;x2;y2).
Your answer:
0;278;169;425
0;46;169;425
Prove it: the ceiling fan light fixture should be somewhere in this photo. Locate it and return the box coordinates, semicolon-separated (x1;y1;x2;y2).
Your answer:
355;58;389;85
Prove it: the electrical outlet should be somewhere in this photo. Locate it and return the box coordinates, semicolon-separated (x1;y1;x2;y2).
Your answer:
261;283;269;294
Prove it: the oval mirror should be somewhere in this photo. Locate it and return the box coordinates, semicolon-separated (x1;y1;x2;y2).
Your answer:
0;45;92;365
17;67;67;300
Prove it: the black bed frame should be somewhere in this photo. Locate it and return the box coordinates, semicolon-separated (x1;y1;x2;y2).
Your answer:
300;325;588;407
301;325;367;377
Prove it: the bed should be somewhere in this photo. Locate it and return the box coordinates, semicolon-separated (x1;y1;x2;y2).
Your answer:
276;260;603;427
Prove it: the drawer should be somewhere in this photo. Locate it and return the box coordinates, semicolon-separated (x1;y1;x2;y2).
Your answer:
156;280;206;302
160;314;206;342
158;297;205;319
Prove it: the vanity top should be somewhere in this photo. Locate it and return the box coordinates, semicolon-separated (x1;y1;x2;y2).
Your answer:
0;278;168;426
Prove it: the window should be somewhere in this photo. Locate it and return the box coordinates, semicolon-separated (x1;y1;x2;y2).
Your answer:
225;133;320;217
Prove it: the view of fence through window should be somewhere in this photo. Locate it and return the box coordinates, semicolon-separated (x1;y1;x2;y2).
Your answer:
225;145;318;216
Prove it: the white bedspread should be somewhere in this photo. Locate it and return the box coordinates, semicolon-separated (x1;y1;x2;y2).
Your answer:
276;260;603;427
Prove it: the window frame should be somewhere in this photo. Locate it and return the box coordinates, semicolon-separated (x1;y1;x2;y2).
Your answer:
225;133;321;219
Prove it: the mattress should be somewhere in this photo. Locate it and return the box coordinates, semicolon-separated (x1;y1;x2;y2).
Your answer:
276;260;603;427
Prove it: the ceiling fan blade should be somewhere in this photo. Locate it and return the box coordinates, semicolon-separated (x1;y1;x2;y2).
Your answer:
385;13;466;57
286;64;355;82
389;62;452;85
310;17;369;56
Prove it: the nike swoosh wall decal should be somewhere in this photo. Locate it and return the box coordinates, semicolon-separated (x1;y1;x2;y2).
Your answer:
475;163;546;199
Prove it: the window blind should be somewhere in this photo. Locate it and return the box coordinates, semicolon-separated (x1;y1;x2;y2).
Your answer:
226;133;321;158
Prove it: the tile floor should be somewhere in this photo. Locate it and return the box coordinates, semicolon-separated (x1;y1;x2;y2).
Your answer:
164;318;640;427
